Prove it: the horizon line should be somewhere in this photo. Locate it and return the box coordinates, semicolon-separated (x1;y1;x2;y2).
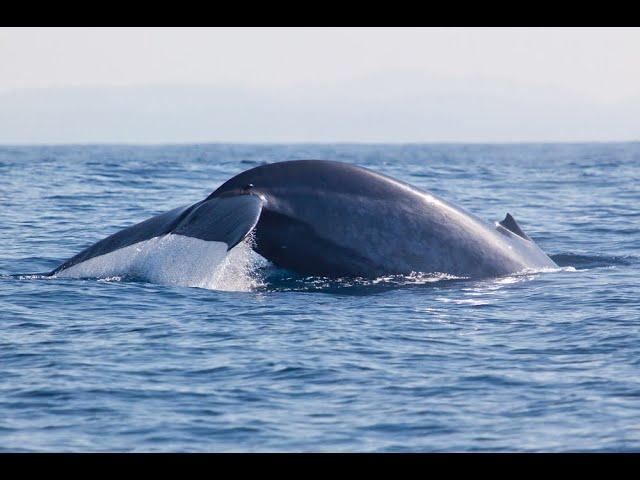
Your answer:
1;139;639;148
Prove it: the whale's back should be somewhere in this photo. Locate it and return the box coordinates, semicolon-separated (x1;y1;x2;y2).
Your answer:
212;160;557;277
51;159;556;281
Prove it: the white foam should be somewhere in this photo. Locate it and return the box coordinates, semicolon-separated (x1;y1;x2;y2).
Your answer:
371;271;464;285
54;233;265;292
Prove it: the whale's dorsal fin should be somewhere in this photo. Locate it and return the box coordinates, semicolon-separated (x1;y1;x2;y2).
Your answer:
497;213;531;241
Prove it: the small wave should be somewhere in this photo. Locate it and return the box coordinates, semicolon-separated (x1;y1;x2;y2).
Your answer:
97;276;124;283
4;273;54;281
518;265;576;276
10;263;564;295
259;270;464;294
551;253;637;269
10;251;615;295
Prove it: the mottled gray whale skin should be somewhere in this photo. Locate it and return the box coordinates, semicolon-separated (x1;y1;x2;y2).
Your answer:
52;160;557;279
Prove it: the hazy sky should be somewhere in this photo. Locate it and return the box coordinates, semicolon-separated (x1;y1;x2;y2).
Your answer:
1;27;639;143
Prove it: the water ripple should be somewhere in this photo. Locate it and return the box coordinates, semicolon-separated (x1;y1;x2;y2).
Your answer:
1;143;639;451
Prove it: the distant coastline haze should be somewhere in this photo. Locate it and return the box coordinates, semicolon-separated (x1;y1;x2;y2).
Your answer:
1;27;638;143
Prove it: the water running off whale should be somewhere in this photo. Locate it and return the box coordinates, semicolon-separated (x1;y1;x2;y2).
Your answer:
49;160;557;289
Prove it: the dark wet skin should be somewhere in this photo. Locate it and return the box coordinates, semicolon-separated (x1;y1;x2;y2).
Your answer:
52;160;557;279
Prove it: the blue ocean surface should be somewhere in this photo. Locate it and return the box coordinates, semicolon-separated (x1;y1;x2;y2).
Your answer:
1;143;639;452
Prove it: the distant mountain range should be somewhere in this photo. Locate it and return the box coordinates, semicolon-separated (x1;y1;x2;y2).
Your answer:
1;74;638;143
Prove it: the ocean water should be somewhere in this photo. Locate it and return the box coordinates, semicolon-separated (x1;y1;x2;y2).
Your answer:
1;143;639;452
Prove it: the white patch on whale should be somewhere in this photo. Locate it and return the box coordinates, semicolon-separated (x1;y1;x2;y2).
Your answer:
54;233;265;291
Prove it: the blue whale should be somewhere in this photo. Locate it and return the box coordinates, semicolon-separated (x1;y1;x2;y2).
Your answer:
51;160;557;280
